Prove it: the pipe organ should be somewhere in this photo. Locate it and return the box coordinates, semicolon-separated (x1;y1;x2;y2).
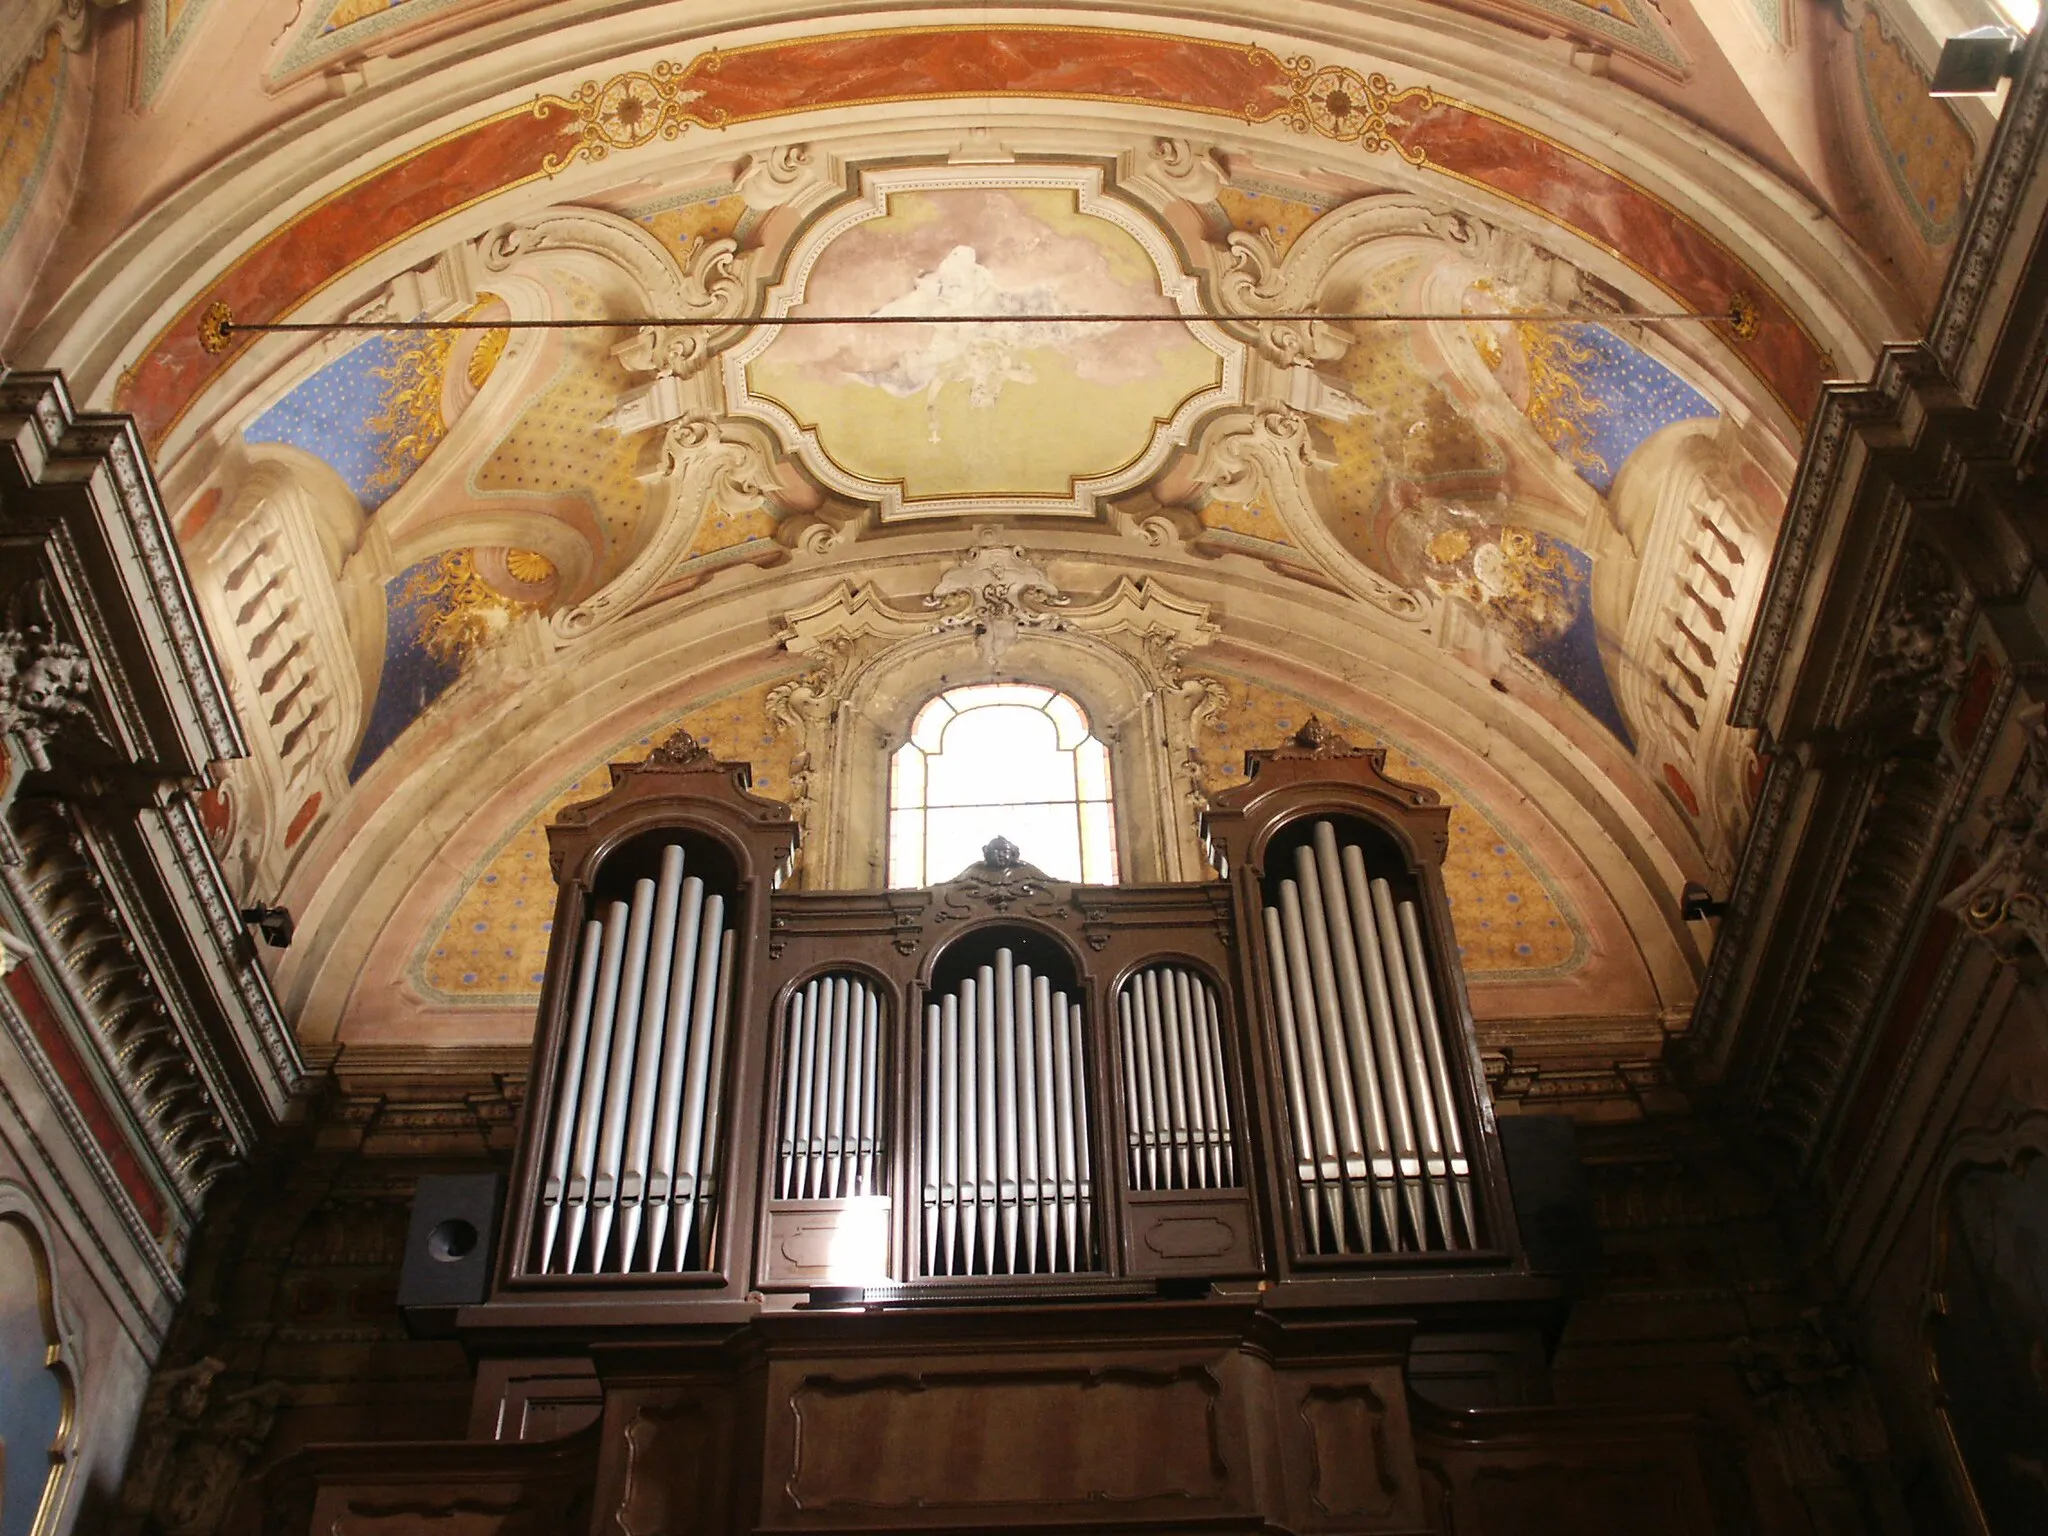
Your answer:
488;719;1518;1305
533;840;737;1276
920;948;1095;1277
1261;820;1475;1255
325;723;1614;1536
776;973;887;1204
1118;964;1236;1192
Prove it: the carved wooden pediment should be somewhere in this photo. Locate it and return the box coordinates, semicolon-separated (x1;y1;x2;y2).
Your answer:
929;836;1074;924
1204;719;1450;868
545;728;798;881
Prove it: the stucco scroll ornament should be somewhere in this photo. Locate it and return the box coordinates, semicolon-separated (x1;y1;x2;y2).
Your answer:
1435;213;1620;316
1191;405;1332;496
1138;138;1226;205
549;414;777;642
1217;231;1351;370
1185;410;1423;621
1945;704;2048;965
0;581;101;771
611;235;749;386
926;535;1071;672
737;144;833;211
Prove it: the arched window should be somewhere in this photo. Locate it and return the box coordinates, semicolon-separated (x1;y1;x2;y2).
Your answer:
888;684;1118;887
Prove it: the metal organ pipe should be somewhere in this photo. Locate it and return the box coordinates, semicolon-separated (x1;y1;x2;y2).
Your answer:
620;851;690;1271
1116;965;1239;1192
921;948;1094;1276
536;844;737;1276
538;920;605;1272
562;902;630;1273
1260;821;1479;1254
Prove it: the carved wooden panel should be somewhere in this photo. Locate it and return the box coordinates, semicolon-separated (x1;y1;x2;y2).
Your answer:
268;1427;598;1536
1270;1367;1423;1532
470;1357;603;1443
763;1198;894;1287
606;1393;733;1536
324;1494;562;1536
771;1361;1234;1517
1123;1189;1257;1276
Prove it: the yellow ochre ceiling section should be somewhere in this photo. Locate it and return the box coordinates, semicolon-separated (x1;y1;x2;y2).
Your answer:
411;677;801;1002
472;275;654;569
1191;670;1584;979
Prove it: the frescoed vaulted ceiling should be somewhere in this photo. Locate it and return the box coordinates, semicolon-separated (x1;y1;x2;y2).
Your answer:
3;0;2010;1072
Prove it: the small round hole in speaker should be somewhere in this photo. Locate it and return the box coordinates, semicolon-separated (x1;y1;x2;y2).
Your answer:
428;1218;478;1262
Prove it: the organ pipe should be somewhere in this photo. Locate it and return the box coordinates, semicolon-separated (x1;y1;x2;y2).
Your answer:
1262;821;1477;1254
921;948;1095;1276
536;844;736;1276
774;972;890;1204
1117;965;1239;1192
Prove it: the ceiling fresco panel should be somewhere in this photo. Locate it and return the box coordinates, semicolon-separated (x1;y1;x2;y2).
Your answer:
727;167;1242;518
0;28;69;263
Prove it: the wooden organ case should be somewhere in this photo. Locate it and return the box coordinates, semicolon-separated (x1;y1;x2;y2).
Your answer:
272;723;1738;1535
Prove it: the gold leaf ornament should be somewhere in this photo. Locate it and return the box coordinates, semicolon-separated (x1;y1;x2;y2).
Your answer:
504;549;557;586
1278;58;1433;164
198;301;234;355
536;63;709;175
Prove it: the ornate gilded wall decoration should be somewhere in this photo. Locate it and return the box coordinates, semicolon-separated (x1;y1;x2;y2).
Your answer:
1510;321;1613;482
347;549;546;781
1387;501;1637;748
397;548;543;664
534;64;708;175
464;321;510;391
243;294;505;512
363;294;507;496
1469;315;1718;495
360;333;453;497
1274;60;1433;162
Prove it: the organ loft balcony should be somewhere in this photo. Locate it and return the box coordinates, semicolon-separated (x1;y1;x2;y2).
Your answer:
266;720;1669;1536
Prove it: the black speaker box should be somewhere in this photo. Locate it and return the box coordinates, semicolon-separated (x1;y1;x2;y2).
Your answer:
1496;1115;1603;1280
398;1172;503;1312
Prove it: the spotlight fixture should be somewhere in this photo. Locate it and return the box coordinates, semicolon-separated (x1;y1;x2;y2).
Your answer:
1680;883;1728;923
239;904;295;949
1930;26;2022;96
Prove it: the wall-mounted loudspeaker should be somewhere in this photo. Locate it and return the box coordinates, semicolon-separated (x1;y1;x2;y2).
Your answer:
399;1173;504;1311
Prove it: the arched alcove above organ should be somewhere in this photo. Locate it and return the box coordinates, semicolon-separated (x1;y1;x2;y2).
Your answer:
489;714;1527;1314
